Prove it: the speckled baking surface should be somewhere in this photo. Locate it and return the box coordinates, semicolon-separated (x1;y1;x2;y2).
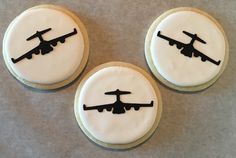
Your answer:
0;1;235;158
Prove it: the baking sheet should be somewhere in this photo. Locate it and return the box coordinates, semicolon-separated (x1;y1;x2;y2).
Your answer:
0;0;236;157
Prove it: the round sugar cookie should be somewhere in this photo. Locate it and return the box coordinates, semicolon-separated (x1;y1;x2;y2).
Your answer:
74;62;162;149
145;7;228;92
2;5;89;90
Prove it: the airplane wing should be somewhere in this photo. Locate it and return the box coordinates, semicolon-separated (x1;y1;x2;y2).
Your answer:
157;31;185;49
193;49;221;66
48;28;77;46
83;103;114;112
11;46;40;64
124;101;154;110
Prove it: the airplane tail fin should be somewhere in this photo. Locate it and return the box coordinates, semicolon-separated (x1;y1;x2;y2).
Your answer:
27;28;52;41
105;89;131;95
183;31;206;44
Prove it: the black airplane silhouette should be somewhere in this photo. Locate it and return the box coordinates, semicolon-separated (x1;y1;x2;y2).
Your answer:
83;89;154;114
157;31;221;66
11;28;78;64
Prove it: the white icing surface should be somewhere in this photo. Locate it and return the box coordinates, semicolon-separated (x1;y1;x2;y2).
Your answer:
4;8;84;84
150;11;225;86
77;66;158;144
